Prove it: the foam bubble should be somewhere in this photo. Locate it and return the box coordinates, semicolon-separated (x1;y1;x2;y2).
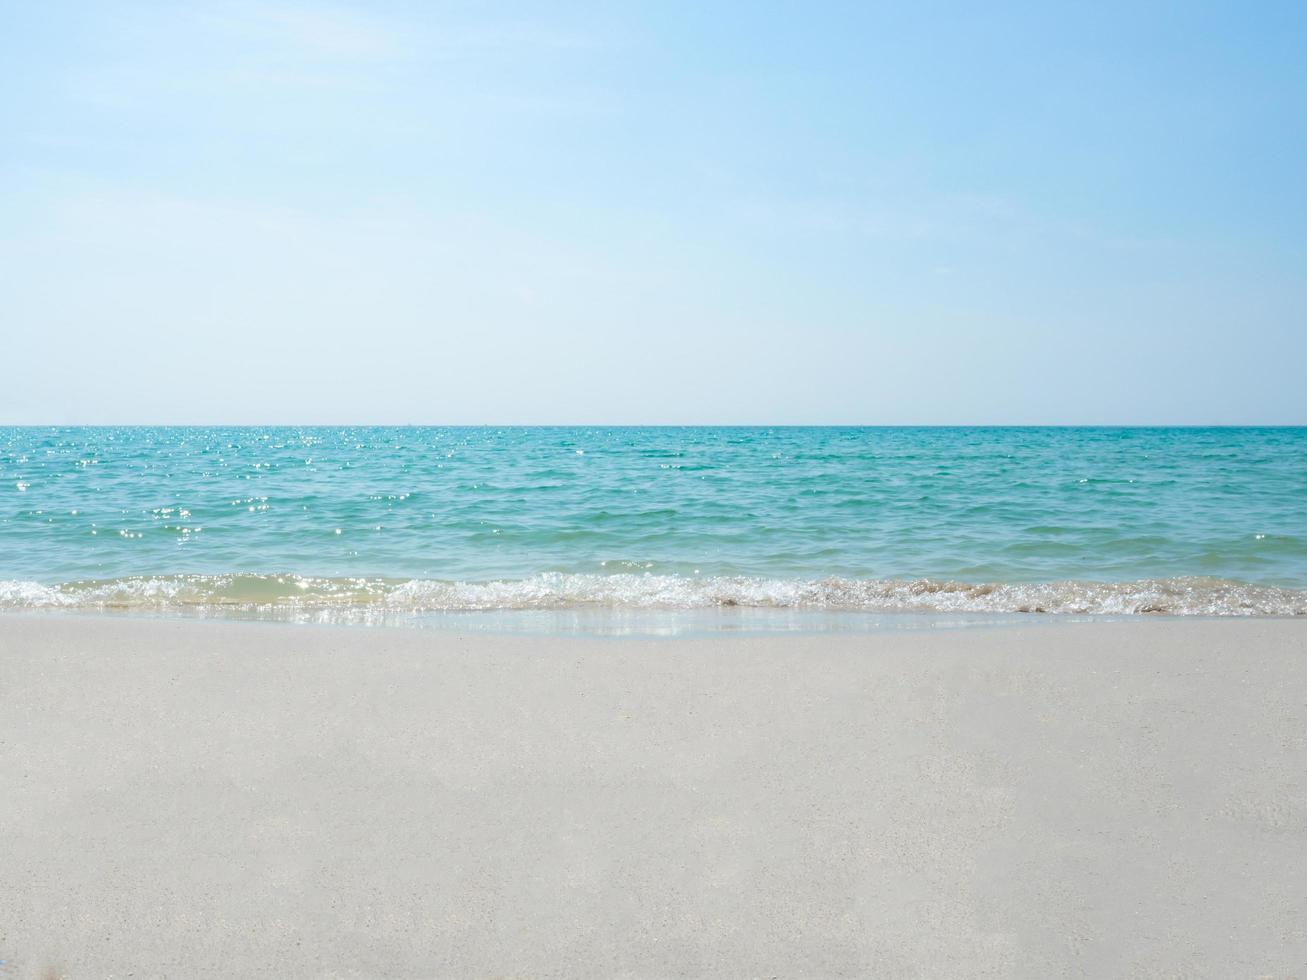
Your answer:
0;573;1303;618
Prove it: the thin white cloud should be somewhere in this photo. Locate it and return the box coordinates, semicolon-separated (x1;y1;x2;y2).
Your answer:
199;2;602;63
204;2;403;61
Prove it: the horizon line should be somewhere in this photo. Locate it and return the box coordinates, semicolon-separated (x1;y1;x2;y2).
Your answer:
4;422;1306;429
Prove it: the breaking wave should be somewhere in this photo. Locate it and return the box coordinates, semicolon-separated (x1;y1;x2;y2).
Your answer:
2;572;1305;618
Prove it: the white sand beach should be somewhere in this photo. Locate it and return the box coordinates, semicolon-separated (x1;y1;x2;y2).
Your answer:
2;615;1304;978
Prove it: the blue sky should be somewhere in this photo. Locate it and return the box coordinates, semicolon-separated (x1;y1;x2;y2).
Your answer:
2;1;1304;423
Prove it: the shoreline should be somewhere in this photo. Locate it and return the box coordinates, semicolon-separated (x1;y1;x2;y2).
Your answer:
0;605;1154;635
4;605;1302;641
4;568;1307;621
3;615;1305;976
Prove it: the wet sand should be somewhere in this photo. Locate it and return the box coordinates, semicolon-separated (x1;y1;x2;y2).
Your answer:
1;615;1304;978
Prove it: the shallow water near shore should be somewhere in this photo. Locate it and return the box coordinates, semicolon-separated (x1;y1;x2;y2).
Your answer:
11;604;1128;638
3;426;1306;622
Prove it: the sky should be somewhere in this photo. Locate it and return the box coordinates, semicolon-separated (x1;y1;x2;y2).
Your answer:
2;1;1305;424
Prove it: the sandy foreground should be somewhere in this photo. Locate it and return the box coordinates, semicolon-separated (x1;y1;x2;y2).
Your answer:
1;616;1304;978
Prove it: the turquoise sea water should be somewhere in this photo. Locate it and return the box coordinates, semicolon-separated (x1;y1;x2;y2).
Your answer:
2;426;1305;619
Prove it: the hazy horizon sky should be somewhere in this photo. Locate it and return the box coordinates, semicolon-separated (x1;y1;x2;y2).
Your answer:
3;2;1305;424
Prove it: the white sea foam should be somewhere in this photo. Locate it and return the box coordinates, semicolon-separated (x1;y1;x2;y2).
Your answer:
1;573;1304;617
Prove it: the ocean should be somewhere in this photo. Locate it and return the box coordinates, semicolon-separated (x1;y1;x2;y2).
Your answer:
2;426;1305;622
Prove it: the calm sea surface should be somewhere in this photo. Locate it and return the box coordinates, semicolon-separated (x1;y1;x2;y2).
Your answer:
2;427;1305;619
